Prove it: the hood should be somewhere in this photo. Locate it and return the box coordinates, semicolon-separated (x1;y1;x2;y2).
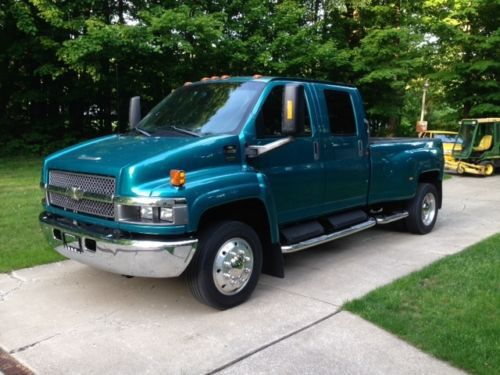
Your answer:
43;133;242;196
45;135;196;172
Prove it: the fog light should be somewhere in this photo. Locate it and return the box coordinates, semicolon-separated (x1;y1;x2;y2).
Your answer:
160;207;173;222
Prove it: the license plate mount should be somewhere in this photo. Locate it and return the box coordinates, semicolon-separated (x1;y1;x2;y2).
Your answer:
63;233;82;253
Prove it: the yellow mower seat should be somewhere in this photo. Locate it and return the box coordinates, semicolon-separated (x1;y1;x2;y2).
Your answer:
473;135;493;151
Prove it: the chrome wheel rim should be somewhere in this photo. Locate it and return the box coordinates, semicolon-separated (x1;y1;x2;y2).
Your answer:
421;192;436;226
213;238;254;295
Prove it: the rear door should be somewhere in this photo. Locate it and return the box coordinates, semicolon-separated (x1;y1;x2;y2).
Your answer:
314;85;369;212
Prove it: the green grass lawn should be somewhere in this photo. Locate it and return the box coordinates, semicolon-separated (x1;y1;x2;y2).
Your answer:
0;157;64;272
345;234;500;375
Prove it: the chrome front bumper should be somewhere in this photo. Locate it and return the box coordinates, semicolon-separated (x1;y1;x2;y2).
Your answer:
39;213;198;278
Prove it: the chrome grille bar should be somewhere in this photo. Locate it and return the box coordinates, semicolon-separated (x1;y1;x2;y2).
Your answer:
47;170;116;219
49;170;115;196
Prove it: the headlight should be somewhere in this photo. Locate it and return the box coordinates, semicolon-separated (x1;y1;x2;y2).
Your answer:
115;197;188;226
160;207;173;222
140;206;154;220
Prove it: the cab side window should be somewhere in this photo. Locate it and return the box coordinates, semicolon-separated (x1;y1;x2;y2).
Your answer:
256;85;312;138
324;90;356;136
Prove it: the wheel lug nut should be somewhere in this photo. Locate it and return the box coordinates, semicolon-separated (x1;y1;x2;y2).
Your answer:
223;273;231;279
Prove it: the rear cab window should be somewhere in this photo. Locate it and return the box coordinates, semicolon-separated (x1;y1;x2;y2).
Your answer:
323;89;357;136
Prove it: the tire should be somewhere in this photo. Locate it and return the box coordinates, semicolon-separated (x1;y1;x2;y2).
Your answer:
481;162;495;176
186;220;263;310
405;183;439;235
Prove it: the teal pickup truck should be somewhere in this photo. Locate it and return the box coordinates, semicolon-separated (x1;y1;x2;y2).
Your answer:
40;76;444;309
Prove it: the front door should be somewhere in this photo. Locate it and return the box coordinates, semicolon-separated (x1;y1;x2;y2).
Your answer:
249;82;324;224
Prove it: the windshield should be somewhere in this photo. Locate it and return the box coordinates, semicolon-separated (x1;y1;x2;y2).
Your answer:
138;81;265;136
453;123;476;156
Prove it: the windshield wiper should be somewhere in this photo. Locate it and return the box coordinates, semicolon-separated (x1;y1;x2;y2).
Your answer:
134;126;151;137
169;126;201;137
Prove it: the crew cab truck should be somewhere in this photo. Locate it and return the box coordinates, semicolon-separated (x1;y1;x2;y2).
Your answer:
39;76;444;309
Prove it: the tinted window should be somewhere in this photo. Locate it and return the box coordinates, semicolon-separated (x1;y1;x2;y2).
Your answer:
139;81;264;136
257;85;311;138
324;90;356;135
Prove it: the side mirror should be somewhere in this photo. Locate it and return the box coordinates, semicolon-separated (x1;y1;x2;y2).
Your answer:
129;96;141;129
281;84;305;136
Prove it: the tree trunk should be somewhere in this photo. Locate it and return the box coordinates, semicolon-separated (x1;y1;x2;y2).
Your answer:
387;117;398;136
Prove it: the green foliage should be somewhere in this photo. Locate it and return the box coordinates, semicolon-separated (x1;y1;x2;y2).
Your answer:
423;0;500;118
0;0;498;149
0;157;64;272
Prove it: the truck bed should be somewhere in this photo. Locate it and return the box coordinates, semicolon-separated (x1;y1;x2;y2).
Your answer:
368;137;443;205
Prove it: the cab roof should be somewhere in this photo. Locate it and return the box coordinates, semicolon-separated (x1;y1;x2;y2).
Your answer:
188;76;355;89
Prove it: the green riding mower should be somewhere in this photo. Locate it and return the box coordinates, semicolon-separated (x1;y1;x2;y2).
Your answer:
446;118;500;176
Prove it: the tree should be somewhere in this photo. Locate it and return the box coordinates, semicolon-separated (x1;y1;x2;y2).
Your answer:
423;0;500;118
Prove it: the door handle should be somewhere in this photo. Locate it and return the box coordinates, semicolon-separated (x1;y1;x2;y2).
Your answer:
358;139;363;157
313;141;320;160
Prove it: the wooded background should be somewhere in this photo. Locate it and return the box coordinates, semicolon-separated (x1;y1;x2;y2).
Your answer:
0;0;498;155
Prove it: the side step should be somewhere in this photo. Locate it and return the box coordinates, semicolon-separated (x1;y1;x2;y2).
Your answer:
281;221;324;244
374;211;408;224
281;218;377;254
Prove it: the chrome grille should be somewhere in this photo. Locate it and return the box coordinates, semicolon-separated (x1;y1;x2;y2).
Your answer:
48;170;116;218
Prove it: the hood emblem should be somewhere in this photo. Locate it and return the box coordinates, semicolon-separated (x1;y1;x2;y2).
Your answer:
68;186;85;201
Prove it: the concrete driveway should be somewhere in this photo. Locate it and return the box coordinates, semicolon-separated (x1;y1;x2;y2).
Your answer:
1;175;499;374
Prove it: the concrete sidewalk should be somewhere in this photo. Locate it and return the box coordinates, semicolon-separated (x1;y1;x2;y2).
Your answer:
1;175;498;374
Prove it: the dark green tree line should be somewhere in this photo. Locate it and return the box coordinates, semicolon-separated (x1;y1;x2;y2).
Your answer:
0;0;498;155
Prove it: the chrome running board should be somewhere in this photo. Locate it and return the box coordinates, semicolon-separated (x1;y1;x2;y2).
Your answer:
281;218;377;254
374;211;408;224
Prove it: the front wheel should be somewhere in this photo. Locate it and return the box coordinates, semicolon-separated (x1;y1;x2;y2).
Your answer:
405;183;439;234
481;162;495;176
186;220;262;309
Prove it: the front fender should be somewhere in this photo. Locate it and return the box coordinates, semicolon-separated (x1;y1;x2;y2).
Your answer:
184;167;280;244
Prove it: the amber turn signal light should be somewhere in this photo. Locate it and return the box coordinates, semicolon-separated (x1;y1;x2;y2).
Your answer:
170;169;186;187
